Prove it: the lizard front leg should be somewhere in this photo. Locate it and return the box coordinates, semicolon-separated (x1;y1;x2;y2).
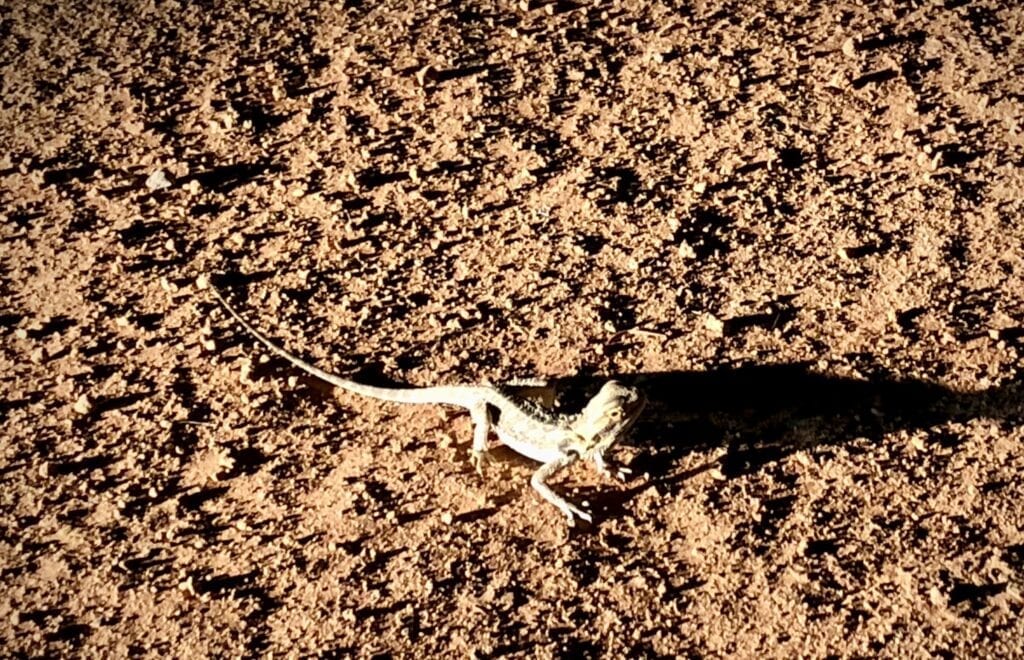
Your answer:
531;452;591;525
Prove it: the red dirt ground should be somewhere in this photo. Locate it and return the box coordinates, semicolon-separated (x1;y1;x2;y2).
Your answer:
2;0;1024;656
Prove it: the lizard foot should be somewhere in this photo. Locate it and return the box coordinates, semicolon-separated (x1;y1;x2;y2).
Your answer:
470;449;493;477
563;504;593;527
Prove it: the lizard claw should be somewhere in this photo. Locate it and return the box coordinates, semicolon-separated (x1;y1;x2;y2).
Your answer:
564;505;592;527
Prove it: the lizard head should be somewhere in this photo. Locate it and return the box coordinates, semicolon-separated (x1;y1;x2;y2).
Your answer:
574;380;646;453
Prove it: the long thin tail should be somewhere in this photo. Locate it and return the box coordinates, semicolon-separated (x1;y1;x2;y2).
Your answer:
209;285;475;406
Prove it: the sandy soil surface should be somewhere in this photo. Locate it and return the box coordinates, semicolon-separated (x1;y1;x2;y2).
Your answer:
3;0;1024;656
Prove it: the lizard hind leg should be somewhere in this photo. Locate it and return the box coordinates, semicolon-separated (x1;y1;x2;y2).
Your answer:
469;402;493;476
530;453;591;526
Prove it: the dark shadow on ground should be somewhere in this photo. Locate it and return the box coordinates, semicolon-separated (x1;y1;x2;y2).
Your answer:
551;365;1021;480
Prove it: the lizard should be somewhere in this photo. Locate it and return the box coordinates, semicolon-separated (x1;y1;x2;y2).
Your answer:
209;285;646;525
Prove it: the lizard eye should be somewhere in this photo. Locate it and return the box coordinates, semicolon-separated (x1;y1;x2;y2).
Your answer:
608;409;622;420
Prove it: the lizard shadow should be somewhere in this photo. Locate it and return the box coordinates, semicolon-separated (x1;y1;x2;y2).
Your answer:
548;363;1023;519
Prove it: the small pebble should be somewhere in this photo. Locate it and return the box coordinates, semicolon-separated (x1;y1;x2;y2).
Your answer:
703;314;725;336
145;169;172;191
841;37;858;58
72;394;93;415
415;65;435;86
